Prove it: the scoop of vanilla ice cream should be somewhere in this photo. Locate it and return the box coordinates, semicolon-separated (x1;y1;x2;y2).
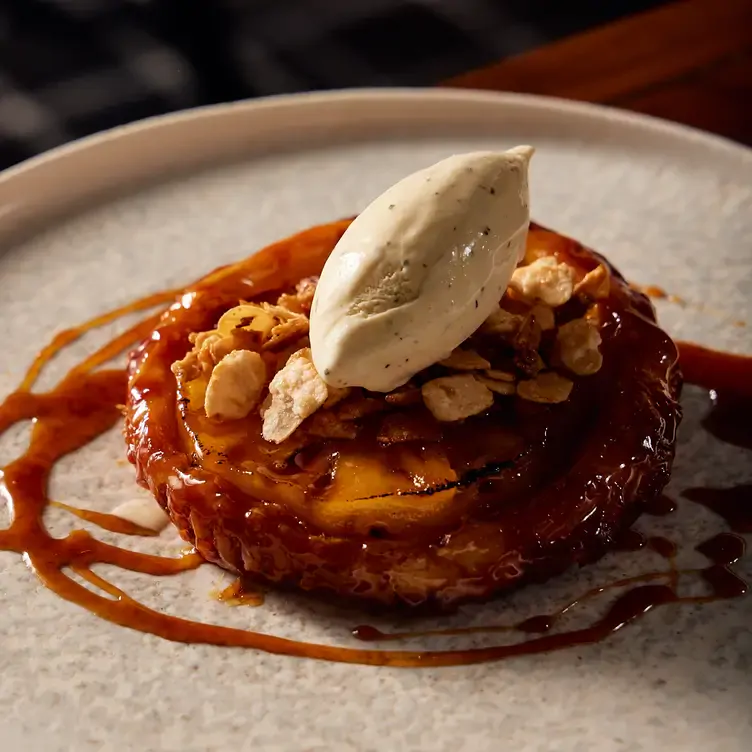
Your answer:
309;147;533;392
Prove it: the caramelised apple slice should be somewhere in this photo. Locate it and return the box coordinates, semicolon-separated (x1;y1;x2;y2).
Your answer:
311;448;459;536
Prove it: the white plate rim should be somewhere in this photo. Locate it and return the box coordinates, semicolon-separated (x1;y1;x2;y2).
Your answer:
1;87;750;245
3;87;751;181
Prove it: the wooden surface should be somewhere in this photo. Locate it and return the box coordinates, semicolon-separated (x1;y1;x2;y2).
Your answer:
446;0;752;145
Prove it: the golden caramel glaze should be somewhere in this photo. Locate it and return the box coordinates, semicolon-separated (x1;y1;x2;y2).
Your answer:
0;221;749;666
0;295;207;645
124;220;683;606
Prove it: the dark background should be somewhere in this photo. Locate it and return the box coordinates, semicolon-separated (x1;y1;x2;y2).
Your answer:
0;0;666;169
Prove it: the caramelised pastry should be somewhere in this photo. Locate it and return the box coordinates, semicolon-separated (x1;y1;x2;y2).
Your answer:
125;151;681;607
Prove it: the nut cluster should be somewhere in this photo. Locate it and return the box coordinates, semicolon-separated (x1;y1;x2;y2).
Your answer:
172;254;610;442
419;255;609;420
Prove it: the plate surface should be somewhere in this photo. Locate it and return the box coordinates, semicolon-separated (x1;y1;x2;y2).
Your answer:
0;89;751;752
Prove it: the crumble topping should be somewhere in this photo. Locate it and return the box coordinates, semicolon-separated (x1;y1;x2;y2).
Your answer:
475;374;516;396
509;255;575;307
172;254;607;444
276;277;317;314
480;307;522;336
262;348;328;443
574;263;610;300
530;303;555;331
205;349;266;420
421;375;494;422
439;348;492;371
483;369;516;382
555;318;604;376
517;371;574;404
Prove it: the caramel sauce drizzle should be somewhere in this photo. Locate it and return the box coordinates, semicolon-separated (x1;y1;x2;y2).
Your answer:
49;500;160;538
0;285;749;667
215;577;266;607
637;284;685;306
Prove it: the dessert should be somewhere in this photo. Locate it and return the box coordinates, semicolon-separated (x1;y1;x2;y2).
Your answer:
0;148;747;667
124;149;683;607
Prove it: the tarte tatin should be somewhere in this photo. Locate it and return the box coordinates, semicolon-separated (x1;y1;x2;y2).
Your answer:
124;219;682;607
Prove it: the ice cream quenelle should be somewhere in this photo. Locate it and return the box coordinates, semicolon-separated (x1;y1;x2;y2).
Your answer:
309;147;534;392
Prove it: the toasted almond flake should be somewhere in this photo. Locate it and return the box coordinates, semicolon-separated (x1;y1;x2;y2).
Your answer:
421;375;494;421
174;325;266;385
556;318;603;376
323;385;351;408
217;304;274;338
440;348;491;371
262;315;309;351
531;303;555;331
261;303;300;320
218;302;301;339
510;256;575;307
476;375;516;395
517;371;573;404
483;369;516;382
384;385;423;406
574;264;610;300
262;348;328;443
481;307;523;335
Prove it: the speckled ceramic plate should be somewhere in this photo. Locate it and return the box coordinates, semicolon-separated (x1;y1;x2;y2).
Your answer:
1;89;750;752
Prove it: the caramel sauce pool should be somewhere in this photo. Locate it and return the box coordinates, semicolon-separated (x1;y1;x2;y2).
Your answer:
0;284;749;666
